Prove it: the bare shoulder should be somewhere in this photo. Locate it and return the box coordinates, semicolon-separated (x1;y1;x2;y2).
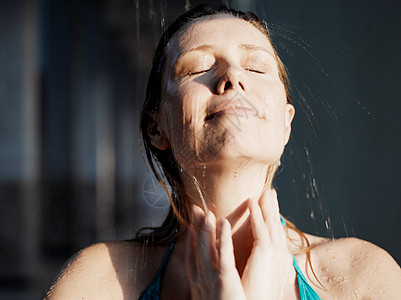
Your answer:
44;240;165;300
308;235;401;298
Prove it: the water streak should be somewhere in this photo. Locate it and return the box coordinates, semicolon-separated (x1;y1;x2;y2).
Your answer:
193;176;208;214
159;0;167;30
134;0;140;43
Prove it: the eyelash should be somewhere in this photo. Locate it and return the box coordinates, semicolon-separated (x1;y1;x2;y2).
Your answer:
187;67;265;76
187;69;211;76
246;69;265;74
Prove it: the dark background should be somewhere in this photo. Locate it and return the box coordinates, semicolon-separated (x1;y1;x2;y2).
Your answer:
1;0;400;298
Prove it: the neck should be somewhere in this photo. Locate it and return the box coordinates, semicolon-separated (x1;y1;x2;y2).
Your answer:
180;158;276;273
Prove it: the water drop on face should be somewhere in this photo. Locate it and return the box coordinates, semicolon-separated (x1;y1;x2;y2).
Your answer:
234;169;240;177
353;288;362;298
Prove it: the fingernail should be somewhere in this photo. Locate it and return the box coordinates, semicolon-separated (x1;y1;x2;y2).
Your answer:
218;218;225;231
203;211;215;231
192;206;201;224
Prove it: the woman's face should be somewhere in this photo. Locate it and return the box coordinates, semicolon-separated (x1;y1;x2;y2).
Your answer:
152;16;294;171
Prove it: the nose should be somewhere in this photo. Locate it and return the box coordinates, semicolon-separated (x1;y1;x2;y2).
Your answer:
216;66;246;94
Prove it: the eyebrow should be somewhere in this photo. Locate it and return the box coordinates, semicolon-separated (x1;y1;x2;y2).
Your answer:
180;43;275;58
238;44;275;57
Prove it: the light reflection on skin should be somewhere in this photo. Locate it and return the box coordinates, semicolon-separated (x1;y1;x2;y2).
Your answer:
158;16;294;172
147;15;295;214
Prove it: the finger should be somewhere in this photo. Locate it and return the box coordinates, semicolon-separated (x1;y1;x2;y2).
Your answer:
185;226;199;297
205;211;218;269
191;205;205;284
185;226;196;277
260;189;287;247
198;211;218;271
249;198;269;245
193;205;217;286
217;218;237;274
259;188;276;223
269;190;288;246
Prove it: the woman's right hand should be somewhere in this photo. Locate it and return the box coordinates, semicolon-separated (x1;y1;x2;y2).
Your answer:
185;206;247;300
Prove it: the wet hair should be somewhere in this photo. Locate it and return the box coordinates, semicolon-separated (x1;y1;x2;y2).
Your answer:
138;4;292;244
136;6;324;287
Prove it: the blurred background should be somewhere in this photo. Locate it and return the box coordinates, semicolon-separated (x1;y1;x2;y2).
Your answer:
1;0;400;298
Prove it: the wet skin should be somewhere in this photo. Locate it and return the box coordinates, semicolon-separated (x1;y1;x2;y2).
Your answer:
44;16;401;300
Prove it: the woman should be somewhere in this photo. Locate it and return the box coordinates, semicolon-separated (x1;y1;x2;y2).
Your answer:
45;4;401;299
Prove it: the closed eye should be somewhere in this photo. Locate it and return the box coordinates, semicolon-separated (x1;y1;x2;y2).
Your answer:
246;69;265;74
187;69;211;76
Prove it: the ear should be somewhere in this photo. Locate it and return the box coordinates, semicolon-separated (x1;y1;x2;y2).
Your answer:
147;113;170;151
284;104;295;145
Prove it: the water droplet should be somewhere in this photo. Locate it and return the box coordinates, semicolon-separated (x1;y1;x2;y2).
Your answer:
202;165;206;178
353;288;363;298
184;0;191;11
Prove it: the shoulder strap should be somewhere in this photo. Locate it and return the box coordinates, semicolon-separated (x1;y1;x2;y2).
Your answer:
138;242;175;300
293;256;321;300
281;216;321;299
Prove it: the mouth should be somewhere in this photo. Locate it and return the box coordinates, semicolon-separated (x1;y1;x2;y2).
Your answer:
205;106;261;121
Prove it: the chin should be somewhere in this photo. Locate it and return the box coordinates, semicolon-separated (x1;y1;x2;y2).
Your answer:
202;138;283;165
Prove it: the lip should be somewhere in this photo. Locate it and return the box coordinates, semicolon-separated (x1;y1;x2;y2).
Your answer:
205;104;262;121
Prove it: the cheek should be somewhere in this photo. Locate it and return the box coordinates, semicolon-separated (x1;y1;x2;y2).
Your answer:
162;83;206;154
256;81;287;121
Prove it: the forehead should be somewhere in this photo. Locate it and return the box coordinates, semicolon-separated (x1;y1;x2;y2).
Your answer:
165;15;275;64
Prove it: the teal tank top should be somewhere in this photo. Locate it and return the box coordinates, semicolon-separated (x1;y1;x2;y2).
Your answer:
139;219;321;300
281;217;321;300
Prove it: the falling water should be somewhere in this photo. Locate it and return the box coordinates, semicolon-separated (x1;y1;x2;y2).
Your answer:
159;0;167;30
134;0;140;43
185;0;191;11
